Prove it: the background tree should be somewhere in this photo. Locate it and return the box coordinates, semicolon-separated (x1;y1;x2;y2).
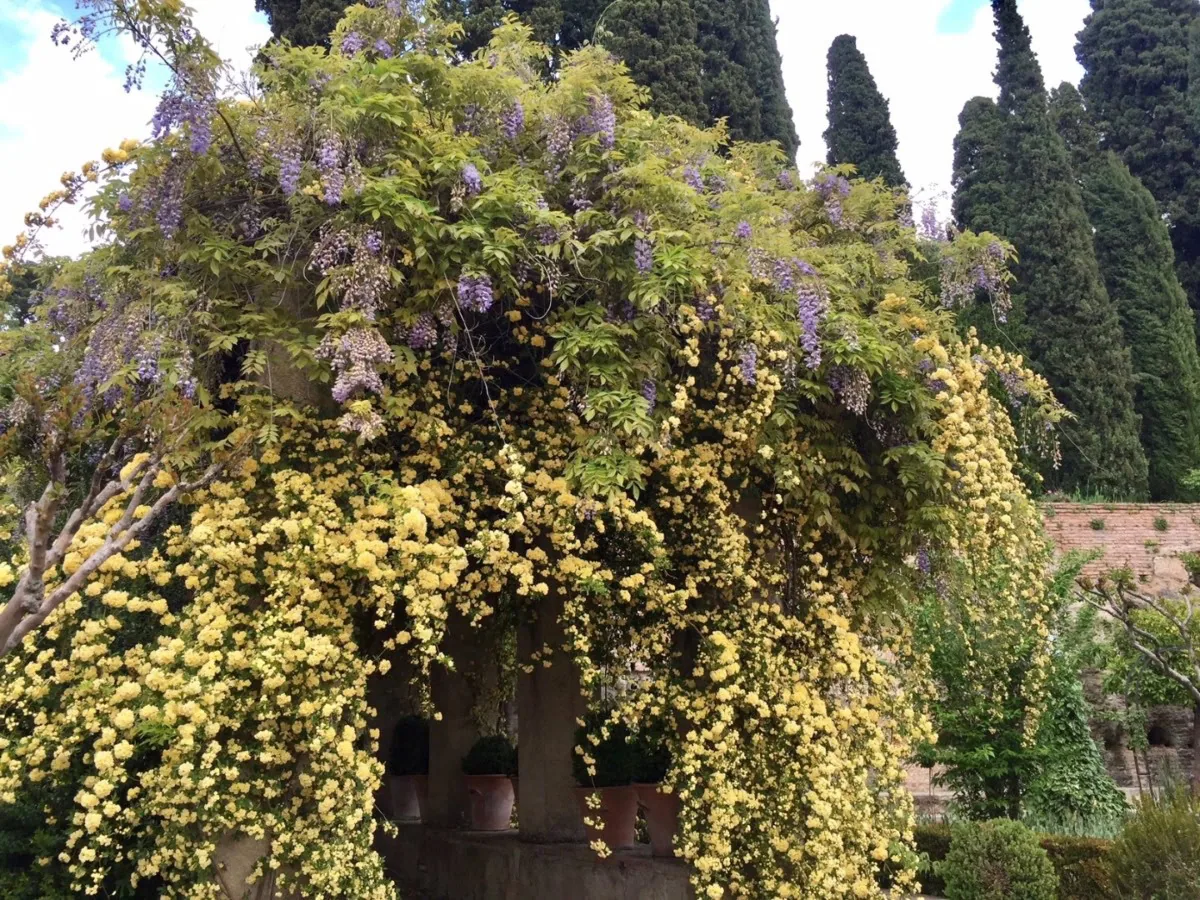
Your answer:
1077;0;1200;328
823;35;906;187
1051;82;1200;501
254;0;347;47
950;0;1148;498
1080;561;1200;793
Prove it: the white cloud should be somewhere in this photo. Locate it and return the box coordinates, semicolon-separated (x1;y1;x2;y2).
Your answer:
770;0;1091;216
0;0;270;259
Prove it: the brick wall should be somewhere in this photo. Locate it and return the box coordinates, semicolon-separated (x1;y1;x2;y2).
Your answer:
1042;502;1200;589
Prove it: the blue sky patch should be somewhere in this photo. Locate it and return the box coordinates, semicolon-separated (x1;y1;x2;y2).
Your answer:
937;0;989;35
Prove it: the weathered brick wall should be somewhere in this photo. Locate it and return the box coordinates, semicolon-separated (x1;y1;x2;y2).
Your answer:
1042;502;1200;590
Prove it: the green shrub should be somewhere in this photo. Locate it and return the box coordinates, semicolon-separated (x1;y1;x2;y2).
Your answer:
387;715;430;776
461;735;517;777
906;823;1111;899
573;715;635;787
936;819;1058;900
1107;787;1200;900
1039;834;1114;900
628;728;671;784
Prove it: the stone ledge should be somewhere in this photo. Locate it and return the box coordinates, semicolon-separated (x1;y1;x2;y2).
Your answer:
378;823;694;900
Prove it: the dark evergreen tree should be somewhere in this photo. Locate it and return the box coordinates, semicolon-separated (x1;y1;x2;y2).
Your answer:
591;0;708;126
951;0;1148;498
1051;83;1200;500
255;0;347;48
1077;0;1200;326
823;35;906;186
691;0;798;156
260;1;799;156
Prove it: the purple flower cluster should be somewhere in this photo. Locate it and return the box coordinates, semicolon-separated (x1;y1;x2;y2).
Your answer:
456;274;494;313
696;298;716;322
634;239;653;274
310;227;391;319
740;344;758;386
406;313;438;350
828;365;871;416
374;38;394;58
796;283;827;369
502;101;525;140
318;135;345;205
735;221;752;242
341;31;366;55
918;205;942;241
576;94;616;149
546;117;572;178
151;83;215;156
815;173;852;227
641;379;657;411
154;164;185;239
461;163;483;196
777;170;795;191
276;139;302;196
916;546;932;575
683;165;704;193
940;240;1011;321
317;327;394;403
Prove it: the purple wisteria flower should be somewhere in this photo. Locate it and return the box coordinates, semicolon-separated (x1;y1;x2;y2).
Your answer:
828;365;870;416
373;38;394;58
406;313;438;350
740;344;758;386
735;221;752;241
815;173;852;226
502;101;525;140
916;547;932;575
778;170;795;191
318;135;344;205
577;95;616;149
796;283;827;369
341;31;365;55
634;239;653;274
276;139;302;196
683;165;704;193
641;379;657;411
918;205;941;241
461;163;483;196
456;274;494;313
155;165;185;239
317;327;394;403
117;193;133;213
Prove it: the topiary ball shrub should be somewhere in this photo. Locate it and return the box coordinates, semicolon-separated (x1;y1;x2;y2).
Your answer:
936;819;1058;900
461;735;517;777
388;715;430;777
573;715;635;788
628;728;671;785
1107;787;1200;900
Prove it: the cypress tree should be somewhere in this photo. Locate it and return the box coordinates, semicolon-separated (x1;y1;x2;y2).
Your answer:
255;0;347;47
1051;83;1200;500
952;0;1148;498
823;35;906;186
592;0;708;126
1077;0;1200;325
690;0;798;156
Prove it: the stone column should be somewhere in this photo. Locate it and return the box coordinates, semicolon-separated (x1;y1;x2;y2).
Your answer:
426;614;483;828
517;590;586;842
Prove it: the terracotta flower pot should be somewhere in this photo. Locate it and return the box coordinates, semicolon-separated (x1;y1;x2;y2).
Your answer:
464;774;515;831
635;783;680;857
576;785;638;850
390;774;428;821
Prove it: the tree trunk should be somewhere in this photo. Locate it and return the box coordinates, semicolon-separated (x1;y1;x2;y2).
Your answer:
1192;701;1200;795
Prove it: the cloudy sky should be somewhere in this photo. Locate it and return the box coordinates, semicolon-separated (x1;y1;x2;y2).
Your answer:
0;0;1091;257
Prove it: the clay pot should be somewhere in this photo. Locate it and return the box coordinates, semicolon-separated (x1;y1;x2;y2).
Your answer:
389;774;428;821
635;783;680;857
576;785;638;850
464;774;515;831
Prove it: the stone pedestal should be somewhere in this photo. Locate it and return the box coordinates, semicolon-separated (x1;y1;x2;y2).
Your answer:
517;592;586;842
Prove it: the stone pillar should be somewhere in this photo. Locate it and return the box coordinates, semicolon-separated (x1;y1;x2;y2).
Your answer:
426;614;483;828
517;590;586;842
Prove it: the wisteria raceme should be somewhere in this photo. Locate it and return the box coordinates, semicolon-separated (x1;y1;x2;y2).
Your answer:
276;139;302;196
796;282;827;369
576;94;616;149
735;221;752;241
310;227;390;319
918;205;942;241
318;135;345;205
545;117;572;177
828;365;871;415
641;379;657;411
154;164;185;239
815;173;852;227
317;327;394;403
916;546;932;575
777;170;795;191
696;297;716;322
182;92;214;156
456;274;494;313
501;101;525;140
117;193;133;213
341;31;365;55
634;239;653;274
939;239;1011;321
683;165;704;193
337;403;386;440
373;39;393;58
739;344;758;386
461;163;483;197
404;313;438;350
